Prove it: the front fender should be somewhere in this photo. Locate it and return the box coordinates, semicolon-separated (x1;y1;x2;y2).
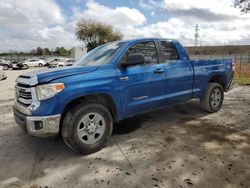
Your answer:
32;66;123;120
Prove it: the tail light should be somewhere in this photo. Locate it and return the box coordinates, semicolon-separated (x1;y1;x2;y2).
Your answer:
232;61;235;75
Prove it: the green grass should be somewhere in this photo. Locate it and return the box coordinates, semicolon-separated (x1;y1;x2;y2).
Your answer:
234;77;250;85
234;63;250;85
234;72;250;85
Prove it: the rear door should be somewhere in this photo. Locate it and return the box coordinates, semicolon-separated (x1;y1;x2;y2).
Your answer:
116;41;166;117
160;41;194;103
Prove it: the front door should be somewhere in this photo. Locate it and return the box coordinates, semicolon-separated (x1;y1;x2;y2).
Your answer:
116;41;166;118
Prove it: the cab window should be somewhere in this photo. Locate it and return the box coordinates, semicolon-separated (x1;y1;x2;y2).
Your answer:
160;41;180;62
122;41;158;66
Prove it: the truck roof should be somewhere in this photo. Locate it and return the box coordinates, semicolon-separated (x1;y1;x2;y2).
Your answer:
119;37;179;43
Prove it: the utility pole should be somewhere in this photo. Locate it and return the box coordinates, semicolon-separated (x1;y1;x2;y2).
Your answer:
194;24;199;47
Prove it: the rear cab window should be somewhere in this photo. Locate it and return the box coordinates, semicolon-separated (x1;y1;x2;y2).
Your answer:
160;41;180;63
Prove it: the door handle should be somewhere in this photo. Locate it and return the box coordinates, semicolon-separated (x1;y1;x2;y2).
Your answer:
120;76;129;81
154;68;164;74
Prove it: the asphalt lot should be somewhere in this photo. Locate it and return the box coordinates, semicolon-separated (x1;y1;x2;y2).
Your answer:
0;68;250;188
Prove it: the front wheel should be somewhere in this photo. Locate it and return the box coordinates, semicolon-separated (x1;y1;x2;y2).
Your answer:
62;103;113;154
200;83;224;112
22;64;28;69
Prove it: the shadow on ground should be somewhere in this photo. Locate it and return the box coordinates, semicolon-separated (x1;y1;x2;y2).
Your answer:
0;87;250;188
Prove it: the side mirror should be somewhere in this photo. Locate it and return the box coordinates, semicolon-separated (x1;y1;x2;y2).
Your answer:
121;54;145;67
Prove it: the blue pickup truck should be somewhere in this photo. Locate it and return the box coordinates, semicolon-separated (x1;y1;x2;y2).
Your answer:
13;38;234;153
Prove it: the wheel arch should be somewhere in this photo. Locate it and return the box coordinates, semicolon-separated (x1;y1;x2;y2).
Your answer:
61;93;118;126
2;63;10;68
208;74;226;91
6;63;11;68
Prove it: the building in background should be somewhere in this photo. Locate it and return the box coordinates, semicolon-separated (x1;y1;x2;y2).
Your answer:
71;47;87;59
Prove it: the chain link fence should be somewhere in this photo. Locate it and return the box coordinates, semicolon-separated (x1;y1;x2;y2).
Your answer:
190;54;250;85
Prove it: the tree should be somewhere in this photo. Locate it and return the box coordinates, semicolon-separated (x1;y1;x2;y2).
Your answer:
54;47;70;56
54;47;60;55
58;47;68;56
43;48;51;55
234;0;250;13
36;47;43;56
75;20;123;51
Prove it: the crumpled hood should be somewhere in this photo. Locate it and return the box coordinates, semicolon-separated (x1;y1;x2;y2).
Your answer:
21;66;98;84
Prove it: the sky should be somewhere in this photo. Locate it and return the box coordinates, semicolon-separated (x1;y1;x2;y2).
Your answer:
0;0;250;52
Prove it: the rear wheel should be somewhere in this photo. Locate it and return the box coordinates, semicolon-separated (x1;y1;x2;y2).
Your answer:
62;103;113;154
200;83;224;112
38;63;43;67
3;65;8;70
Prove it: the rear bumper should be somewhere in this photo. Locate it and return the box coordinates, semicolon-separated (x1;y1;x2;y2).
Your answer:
225;79;234;92
13;107;60;137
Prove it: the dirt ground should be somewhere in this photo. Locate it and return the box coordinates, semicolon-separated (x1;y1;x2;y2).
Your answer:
0;69;249;188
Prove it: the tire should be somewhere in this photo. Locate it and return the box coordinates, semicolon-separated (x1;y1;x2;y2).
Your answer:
200;83;224;113
3;65;8;70
23;64;28;69
38;63;43;67
61;103;113;154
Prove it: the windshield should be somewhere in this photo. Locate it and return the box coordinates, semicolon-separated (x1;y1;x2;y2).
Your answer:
74;41;124;66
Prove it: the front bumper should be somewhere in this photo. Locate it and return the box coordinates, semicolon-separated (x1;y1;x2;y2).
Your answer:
13;107;61;137
1;73;7;80
12;64;26;70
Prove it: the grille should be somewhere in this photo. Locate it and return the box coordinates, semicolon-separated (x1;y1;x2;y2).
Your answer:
15;74;38;111
16;86;32;105
17;83;30;88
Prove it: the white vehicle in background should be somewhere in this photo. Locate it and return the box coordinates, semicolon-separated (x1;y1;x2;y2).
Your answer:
22;59;46;68
0;66;7;81
48;58;65;68
64;58;77;66
0;59;12;70
49;58;77;68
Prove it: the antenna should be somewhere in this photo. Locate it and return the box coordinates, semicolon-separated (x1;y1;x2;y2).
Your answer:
194;24;199;47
